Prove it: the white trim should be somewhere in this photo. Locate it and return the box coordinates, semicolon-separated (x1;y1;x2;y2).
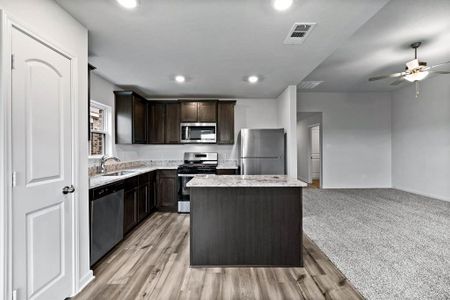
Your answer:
71;271;94;297
89;100;112;158
392;186;450;203
307;122;323;188
0;10;13;300
0;12;83;299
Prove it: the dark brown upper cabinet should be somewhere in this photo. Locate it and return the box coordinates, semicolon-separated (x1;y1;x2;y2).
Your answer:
114;91;147;144
165;102;180;144
180;101;198;122
198;101;217;122
180;100;217;123
217;101;236;144
147;102;165;144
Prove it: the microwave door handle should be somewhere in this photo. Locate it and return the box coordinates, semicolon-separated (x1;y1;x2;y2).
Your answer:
185;127;190;140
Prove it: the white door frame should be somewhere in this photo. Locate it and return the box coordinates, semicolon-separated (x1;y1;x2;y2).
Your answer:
307;123;323;188
0;10;81;300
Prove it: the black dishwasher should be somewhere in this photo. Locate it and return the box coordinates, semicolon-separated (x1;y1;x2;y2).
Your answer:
90;181;124;266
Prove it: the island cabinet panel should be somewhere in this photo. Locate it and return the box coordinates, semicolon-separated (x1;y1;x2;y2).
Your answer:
148;102;166;144
165;102;180;144
190;187;302;267
114;91;147;144
198;101;217;122
180;101;198;122
157;170;178;211
217;101;236;144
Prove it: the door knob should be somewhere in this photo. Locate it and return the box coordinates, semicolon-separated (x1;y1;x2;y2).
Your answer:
62;185;75;194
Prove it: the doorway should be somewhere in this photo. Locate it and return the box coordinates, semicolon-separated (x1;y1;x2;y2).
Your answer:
297;112;322;188
309;125;321;188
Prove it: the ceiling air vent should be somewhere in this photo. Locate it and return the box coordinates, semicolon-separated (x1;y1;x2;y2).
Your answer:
284;22;316;45
298;81;323;89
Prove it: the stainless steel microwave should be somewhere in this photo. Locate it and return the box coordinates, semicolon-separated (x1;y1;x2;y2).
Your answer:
180;123;217;143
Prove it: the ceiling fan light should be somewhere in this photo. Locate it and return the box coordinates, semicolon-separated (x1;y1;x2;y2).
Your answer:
404;71;429;82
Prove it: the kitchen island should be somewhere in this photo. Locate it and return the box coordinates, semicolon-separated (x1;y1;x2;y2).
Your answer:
187;175;307;267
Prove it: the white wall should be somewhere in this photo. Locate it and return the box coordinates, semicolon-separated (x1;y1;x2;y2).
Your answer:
89;74;280;162
90;93;279;160
276;86;297;178
90;73;120;155
298;92;392;188
391;75;450;201
0;0;90;297
297;112;322;183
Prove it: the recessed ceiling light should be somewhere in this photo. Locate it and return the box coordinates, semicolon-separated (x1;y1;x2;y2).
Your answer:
273;0;293;11
247;75;259;84
175;75;186;83
116;0;138;9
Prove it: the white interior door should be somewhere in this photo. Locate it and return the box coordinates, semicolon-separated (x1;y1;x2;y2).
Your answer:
11;27;74;300
310;126;321;181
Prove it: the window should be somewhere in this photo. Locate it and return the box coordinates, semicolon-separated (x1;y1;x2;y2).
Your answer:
90;101;112;157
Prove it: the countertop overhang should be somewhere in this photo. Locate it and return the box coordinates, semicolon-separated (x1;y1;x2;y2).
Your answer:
187;175;308;188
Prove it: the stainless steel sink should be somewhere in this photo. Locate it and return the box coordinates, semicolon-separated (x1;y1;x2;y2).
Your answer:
102;171;136;177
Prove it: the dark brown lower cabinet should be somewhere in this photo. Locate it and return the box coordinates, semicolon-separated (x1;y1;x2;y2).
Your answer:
123;187;138;234
148;171;157;211
216;168;238;175
157;170;178;211
138;184;149;222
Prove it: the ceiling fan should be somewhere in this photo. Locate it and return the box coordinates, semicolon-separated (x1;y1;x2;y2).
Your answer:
368;42;450;96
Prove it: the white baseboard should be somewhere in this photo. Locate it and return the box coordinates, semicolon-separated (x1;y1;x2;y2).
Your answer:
392;186;450;202
73;270;94;296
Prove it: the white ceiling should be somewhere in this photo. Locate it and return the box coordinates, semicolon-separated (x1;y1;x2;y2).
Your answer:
300;0;450;92
55;0;390;98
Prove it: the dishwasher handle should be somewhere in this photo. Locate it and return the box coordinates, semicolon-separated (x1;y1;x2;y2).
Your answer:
92;181;125;200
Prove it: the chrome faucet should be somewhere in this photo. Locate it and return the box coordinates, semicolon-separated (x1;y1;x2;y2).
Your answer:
99;155;121;174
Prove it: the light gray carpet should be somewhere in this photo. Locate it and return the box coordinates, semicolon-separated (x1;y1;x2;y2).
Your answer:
303;188;450;300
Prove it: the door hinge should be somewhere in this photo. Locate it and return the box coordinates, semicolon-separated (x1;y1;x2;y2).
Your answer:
12;290;17;300
12;171;17;187
11;54;15;70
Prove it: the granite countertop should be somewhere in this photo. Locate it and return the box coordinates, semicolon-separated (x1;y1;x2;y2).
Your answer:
89;166;177;189
187;175;308;188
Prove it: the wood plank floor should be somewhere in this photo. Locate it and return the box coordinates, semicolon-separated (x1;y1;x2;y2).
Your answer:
73;212;363;300
309;180;320;189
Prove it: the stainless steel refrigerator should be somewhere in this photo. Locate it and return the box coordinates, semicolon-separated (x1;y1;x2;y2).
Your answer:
239;128;286;175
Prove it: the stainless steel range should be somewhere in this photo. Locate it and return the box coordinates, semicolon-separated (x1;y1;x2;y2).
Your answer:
177;152;218;213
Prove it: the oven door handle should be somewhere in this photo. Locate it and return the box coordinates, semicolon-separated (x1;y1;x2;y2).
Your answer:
177;174;198;177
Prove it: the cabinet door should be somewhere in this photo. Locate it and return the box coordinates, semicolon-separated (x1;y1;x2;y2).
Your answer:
133;96;147;144
198;101;217;122
217;101;235;144
180;101;198;122
157;170;178;211
216;168;238;175
138;184;149;221
124;188;138;234
165;103;180;144
148;102;165;144
148;172;157;212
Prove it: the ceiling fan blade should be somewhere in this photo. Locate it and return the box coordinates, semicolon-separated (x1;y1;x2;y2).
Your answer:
429;61;450;69
368;72;404;82
430;70;450;74
390;77;406;86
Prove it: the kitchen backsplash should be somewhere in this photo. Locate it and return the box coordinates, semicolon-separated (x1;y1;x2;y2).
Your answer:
88;159;238;176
